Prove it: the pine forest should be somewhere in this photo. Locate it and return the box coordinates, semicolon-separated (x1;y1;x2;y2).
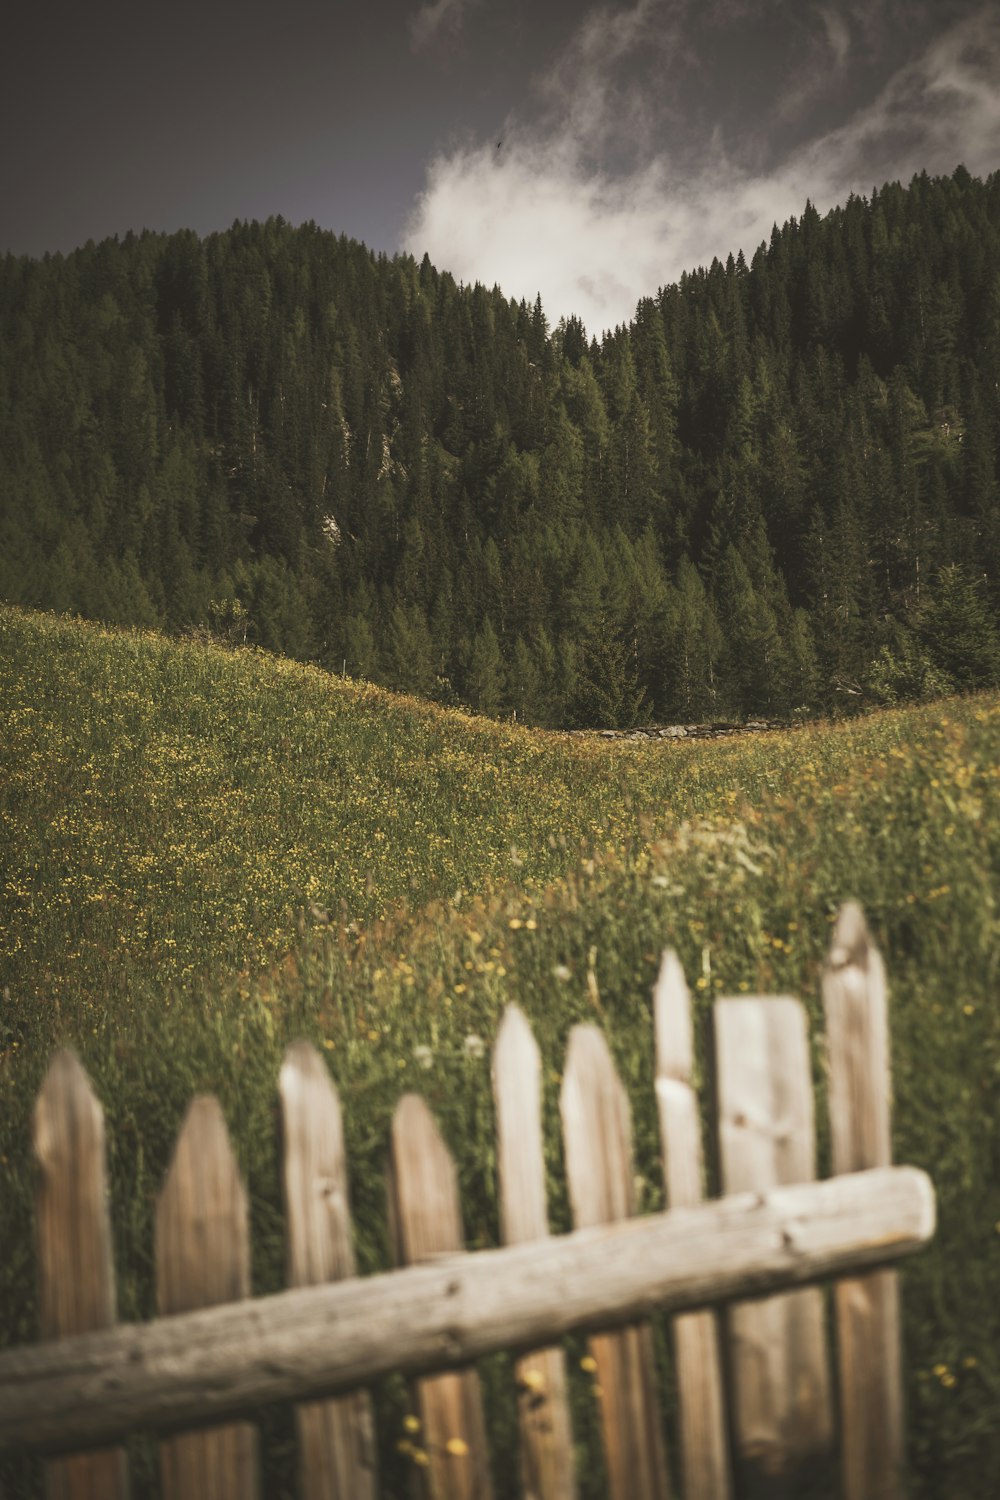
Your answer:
3;166;1000;726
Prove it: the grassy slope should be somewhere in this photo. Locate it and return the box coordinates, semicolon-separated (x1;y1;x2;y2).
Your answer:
2;606;1000;1496
0;606;744;1022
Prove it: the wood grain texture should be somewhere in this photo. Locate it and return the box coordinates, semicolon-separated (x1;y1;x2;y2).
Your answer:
34;1049;129;1500
492;1007;576;1500
1;1167;935;1456
280;1042;376;1500
389;1093;493;1500
560;1024;670;1500
155;1095;258;1500
824;903;904;1500
714;997;834;1494
653;953;731;1500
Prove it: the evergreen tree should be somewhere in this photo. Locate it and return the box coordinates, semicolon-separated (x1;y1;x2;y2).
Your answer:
344;611;378;679
568;614;648;729
661;558;723;720
463;617;507;715
918;565;1000;690
714;545;789;716
386;604;437;696
510;635;544;723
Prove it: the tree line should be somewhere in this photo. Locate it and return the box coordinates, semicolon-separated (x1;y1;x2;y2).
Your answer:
2;165;1000;725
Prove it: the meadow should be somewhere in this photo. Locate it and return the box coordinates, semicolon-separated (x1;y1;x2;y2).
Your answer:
2;604;1000;1496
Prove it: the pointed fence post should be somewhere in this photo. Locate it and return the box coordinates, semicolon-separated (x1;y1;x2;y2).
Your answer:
492;1006;576;1500
34;1049;130;1500
824;903;904;1500
389;1093;493;1500
653;953;731;1500
714;997;834;1497
560;1024;670;1500
280;1042;377;1500
155;1096;259;1500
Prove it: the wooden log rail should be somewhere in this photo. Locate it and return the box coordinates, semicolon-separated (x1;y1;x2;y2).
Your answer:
0;1165;933;1458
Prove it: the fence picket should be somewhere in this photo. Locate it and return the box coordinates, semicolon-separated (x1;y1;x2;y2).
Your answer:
560;1024;670;1500
10;918;932;1500
155;1096;258;1500
492;1005;576;1500
389;1093;493;1500
34;1049;130;1500
653;953;731;1500
824;903;904;1500
280;1041;377;1500
714;996;834;1495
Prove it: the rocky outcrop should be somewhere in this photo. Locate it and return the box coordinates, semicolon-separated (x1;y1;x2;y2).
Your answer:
569;719;786;743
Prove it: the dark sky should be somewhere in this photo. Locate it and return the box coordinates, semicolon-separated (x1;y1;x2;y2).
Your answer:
4;1;998;330
3;0;575;255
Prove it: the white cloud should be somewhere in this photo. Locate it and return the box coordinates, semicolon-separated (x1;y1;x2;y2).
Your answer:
403;2;1000;335
408;142;676;332
791;8;1000;195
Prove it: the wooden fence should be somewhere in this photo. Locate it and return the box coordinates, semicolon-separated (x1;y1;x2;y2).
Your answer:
0;903;935;1500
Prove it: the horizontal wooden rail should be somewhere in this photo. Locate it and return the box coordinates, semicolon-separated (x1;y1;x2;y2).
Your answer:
0;1166;934;1457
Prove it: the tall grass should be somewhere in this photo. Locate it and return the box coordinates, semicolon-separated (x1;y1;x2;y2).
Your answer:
2;605;999;1496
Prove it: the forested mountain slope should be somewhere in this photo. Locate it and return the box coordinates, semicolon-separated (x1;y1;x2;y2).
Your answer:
2;166;1000;723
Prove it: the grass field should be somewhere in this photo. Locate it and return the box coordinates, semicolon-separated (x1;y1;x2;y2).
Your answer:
2;605;1000;1496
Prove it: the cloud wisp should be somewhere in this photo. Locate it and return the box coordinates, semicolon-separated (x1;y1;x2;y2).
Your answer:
403;2;1000;334
410;0;470;52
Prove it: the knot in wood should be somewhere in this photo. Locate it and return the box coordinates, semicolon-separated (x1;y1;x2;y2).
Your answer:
781;1219;805;1255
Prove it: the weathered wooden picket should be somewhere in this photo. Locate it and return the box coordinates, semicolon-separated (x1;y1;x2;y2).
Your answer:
0;903;935;1499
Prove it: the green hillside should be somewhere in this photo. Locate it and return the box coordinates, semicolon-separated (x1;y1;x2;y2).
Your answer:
2;608;1000;1495
0;603;753;1024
